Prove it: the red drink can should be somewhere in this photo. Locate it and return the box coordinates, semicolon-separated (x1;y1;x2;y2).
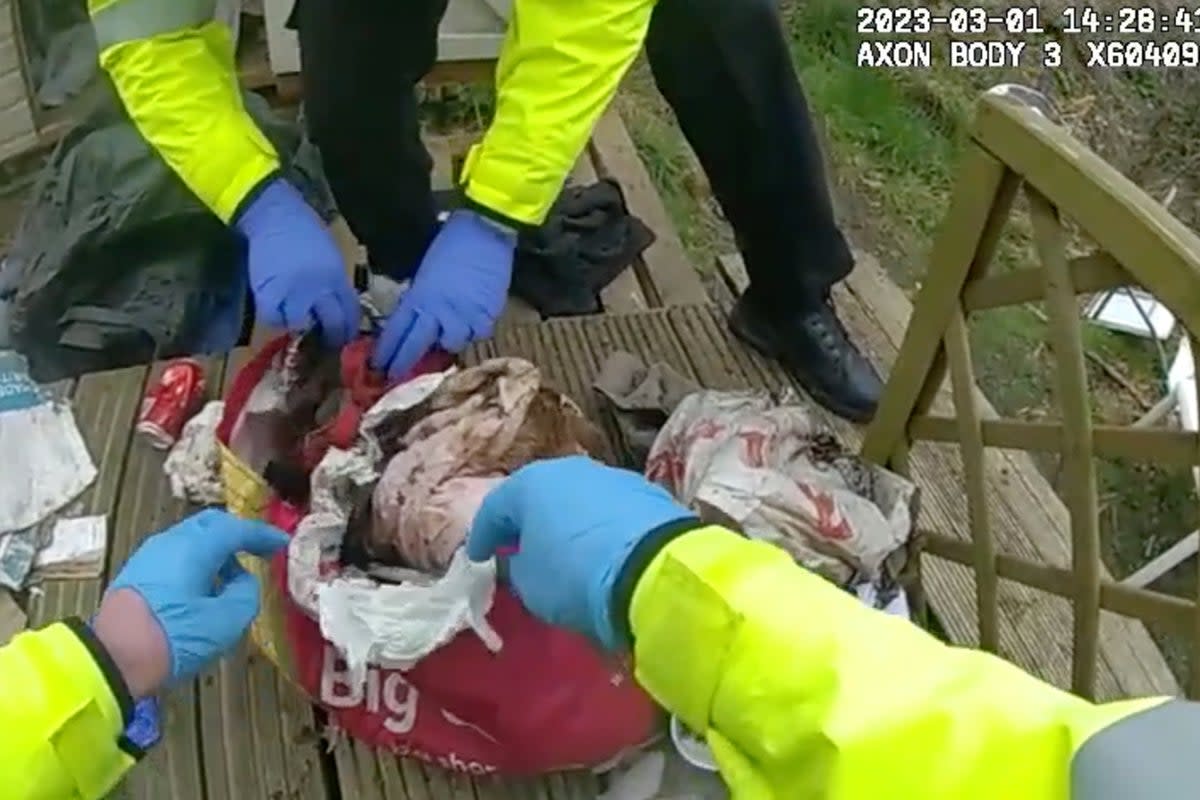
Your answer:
137;358;206;449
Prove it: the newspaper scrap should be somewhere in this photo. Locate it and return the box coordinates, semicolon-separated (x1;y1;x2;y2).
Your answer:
0;526;43;591
0;350;96;535
163;400;225;505
645;390;917;592
33;515;107;580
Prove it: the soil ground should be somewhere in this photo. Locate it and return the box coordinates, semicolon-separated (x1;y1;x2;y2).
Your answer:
613;0;1200;681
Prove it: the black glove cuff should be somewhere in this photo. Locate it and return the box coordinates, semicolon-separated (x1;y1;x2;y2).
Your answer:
230;168;287;227
609;518;704;648
64;617;135;725
458;188;536;235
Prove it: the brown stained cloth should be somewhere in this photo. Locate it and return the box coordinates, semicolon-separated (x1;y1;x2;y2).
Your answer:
366;358;606;572
592;350;700;469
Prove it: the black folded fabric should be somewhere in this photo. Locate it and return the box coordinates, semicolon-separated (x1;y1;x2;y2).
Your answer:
510;179;655;317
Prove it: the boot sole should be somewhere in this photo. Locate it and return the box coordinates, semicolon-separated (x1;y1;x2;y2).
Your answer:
728;310;876;425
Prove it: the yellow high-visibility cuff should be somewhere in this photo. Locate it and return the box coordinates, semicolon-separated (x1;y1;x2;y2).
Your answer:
628;526;773;732
460;143;561;227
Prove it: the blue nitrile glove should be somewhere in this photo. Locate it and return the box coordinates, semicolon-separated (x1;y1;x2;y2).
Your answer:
104;509;289;687
372;209;517;379
466;456;698;651
234;178;359;347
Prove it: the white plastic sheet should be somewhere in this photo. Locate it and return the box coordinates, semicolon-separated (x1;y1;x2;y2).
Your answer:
283;369;502;690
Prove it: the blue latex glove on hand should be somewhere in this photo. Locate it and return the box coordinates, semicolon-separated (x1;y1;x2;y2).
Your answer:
372;209;516;379
467;456;697;651
234;178;359;347
106;509;289;686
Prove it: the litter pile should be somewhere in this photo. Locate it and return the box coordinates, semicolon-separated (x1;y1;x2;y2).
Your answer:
155;336;922;785
595;351;917;608
0;350;107;592
203;334;658;774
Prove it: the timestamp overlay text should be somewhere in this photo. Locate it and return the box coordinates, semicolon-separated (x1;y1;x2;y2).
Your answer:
855;5;1200;69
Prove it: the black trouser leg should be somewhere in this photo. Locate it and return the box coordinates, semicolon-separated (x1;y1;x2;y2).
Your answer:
292;0;448;277
644;0;853;313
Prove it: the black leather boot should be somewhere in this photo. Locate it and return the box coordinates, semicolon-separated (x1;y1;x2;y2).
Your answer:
728;292;883;423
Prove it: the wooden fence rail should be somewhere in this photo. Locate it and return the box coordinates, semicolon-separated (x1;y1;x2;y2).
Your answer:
862;89;1200;700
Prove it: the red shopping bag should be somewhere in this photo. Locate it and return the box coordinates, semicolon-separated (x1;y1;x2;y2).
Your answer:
219;336;659;776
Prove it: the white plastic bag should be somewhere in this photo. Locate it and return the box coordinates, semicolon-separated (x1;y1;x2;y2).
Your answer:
318;549;500;689
286;368;502;690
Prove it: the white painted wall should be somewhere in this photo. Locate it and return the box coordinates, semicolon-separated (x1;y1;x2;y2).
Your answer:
262;0;510;76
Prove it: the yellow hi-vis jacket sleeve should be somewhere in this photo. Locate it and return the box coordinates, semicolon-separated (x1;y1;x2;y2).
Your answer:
0;620;137;799
459;0;655;226
87;0;279;222
628;526;1174;800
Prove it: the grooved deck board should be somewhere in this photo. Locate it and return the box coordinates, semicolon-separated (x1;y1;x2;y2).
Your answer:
106;358;226;800
31;286;1175;798
28;366;147;626
589;109;707;308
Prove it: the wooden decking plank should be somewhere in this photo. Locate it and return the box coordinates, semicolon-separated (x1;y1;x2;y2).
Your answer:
106;357;226;800
250;646;304;797
420;764;478;800
28;365;147;627
398;758;436;800
589;109;707;308
336;737;438;800
199;349;333;800
374;752;420;799
273;667;330;800
198;645;257;800
334;738;384;800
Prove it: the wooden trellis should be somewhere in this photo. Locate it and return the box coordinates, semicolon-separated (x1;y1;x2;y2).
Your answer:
862;90;1200;700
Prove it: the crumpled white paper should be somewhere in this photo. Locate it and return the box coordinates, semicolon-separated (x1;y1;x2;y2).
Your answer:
645;390;916;589
0;350;95;535
164;400;225;505
285;367;502;690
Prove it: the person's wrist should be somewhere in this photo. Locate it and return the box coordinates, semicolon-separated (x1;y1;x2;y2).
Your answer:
457;207;519;244
92;588;171;699
603;517;702;651
231;172;291;235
